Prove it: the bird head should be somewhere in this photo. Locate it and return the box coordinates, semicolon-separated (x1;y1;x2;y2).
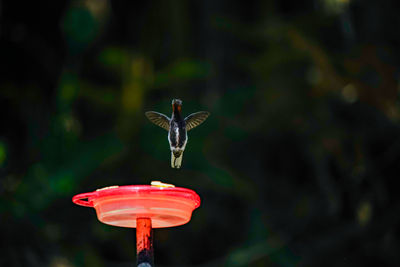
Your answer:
172;99;182;113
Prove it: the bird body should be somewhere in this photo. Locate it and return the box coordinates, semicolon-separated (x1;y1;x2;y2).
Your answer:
168;100;187;168
145;99;209;168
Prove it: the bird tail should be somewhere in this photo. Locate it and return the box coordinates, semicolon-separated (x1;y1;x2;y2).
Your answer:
171;151;183;168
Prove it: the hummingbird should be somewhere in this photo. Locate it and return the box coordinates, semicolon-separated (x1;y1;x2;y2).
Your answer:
145;99;210;168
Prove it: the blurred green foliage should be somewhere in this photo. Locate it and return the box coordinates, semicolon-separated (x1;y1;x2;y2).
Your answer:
0;142;6;167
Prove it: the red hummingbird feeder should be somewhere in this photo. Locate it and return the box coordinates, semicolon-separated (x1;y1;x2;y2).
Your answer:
72;181;201;266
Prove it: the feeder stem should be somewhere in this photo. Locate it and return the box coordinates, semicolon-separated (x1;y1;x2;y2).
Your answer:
136;217;154;267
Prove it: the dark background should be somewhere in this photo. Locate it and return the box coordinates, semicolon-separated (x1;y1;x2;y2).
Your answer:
1;0;400;266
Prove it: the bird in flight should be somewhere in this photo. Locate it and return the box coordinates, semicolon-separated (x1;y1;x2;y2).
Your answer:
145;99;210;168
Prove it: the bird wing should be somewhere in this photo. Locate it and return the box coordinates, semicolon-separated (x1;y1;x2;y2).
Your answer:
184;111;210;131
145;111;170;131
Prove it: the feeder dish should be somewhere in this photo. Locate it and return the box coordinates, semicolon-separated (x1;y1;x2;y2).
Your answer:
72;185;200;228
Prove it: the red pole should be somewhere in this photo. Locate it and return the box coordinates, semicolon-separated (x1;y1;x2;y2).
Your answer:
136;218;154;266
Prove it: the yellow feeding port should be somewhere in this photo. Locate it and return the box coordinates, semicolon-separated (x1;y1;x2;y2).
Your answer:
151;181;175;188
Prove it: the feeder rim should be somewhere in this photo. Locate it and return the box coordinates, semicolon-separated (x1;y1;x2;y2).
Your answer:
72;184;201;208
